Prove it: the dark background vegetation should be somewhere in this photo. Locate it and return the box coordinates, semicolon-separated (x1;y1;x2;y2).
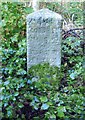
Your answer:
1;2;85;120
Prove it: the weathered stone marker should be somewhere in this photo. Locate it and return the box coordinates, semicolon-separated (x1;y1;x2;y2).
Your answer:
27;8;62;69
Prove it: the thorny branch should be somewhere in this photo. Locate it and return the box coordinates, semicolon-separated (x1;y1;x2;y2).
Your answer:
62;27;85;40
62;27;85;54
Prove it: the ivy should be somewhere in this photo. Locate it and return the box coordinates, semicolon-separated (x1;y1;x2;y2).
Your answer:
1;2;84;120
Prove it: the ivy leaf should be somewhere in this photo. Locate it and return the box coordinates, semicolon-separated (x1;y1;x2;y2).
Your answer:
50;114;56;119
70;72;76;79
18;103;24;108
57;106;66;112
34;96;39;102
27;79;32;84
11;34;18;42
4;81;9;85
57;112;65;118
57;106;66;118
17;69;26;75
33;104;39;110
14;92;19;96
40;96;48;103
41;103;49;110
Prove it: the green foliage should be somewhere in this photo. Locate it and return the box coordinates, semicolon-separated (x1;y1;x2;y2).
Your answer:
1;2;84;120
46;2;83;26
1;2;33;119
62;36;84;86
27;64;85;119
28;63;63;90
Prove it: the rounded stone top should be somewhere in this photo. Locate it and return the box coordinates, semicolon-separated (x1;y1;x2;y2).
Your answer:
26;8;62;21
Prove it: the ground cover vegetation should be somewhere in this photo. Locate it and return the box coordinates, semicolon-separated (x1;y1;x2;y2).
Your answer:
1;2;85;120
